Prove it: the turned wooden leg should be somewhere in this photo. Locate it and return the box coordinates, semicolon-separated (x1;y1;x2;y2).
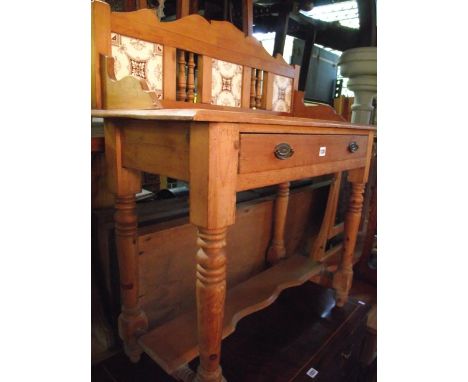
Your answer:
115;194;148;362
333;182;365;307
189;122;239;382
357;182;377;284
267;182;290;265
194;227;227;382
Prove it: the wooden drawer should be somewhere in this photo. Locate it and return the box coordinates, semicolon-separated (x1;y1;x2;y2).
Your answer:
239;133;368;174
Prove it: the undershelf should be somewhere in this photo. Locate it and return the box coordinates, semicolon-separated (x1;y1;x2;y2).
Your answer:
138;254;322;374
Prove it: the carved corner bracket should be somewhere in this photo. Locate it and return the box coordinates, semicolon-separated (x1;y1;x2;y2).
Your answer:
291;91;345;121
100;54;162;110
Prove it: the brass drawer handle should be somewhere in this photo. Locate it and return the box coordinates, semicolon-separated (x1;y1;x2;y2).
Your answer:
274;143;294;160
348;141;359;153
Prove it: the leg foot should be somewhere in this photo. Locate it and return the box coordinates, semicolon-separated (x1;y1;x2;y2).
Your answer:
125;344;142;363
333;269;353;307
194;365;225;382
118;309;148;362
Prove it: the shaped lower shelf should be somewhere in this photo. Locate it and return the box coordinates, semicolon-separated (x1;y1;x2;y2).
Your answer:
138;254;322;374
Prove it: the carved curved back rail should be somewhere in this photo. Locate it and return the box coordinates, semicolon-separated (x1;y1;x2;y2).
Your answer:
92;0;300;113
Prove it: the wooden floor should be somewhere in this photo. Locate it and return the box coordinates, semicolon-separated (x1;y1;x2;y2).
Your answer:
92;280;376;382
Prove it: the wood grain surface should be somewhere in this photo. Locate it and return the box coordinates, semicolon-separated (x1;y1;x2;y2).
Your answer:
138;255;322;374
239;134;368;174
91;108;375;131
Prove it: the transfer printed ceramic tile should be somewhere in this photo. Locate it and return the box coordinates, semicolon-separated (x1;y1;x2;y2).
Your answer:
272;74;292;112
211;59;243;107
111;32;163;100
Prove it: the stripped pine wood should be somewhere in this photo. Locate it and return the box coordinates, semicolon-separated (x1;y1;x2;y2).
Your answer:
197;55;212;104
120;120;190;181
239;134;368;174
291;91;345;121
114;193;149;363
92;2;376;380
188;122;239;381
96;116;373;381
333;182;366;307
104;120;147;362
309;172;342;261
138;198;273;328
236;158;367;192
241;66;252;109
261;71;274;111
109;11;296;77
328;222;344;239
92;0;111;108
91;108;374;131
255;69;263;109
163;46;177;100
138;255;321;374
194;227;228;382
177;50;187;101
187;52;195;102
326;173;344;239
266;182;290;265
250;68;257;108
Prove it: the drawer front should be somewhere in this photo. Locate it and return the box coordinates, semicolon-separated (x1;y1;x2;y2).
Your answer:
239;134;368;174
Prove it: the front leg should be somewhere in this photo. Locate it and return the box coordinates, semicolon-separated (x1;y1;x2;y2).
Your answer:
190;122;239;382
194;227;228;382
333;182;365;307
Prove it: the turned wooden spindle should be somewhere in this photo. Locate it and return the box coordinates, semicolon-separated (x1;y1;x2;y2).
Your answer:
177;50;187;101
187;52;195;102
266;182;290;265
250;68;257;108
332;182;366;307
114;194;148;362
194;227;228;382
255;69;263;109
